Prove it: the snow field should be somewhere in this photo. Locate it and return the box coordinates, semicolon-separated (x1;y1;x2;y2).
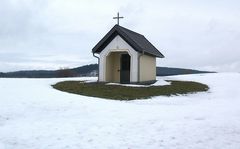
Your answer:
0;73;240;149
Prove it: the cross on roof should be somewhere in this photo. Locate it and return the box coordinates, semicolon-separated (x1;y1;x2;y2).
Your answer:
113;12;124;25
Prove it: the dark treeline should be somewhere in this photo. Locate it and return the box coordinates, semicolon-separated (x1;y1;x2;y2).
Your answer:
0;64;98;78
156;67;214;76
0;64;214;78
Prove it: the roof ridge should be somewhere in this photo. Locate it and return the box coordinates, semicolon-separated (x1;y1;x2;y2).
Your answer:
116;26;143;53
117;25;144;37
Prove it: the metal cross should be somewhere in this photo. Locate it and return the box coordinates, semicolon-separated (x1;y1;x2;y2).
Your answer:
113;12;124;25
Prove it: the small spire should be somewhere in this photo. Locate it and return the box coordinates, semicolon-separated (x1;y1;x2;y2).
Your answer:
113;12;124;25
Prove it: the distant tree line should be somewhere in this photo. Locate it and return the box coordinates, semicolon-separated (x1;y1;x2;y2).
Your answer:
0;64;98;78
0;64;214;78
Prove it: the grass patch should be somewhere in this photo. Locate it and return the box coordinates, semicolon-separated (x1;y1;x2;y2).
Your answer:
52;80;209;100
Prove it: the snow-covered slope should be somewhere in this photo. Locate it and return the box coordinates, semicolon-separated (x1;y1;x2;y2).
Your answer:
0;73;240;149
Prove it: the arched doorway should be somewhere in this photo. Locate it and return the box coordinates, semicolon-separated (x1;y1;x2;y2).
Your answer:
105;52;131;83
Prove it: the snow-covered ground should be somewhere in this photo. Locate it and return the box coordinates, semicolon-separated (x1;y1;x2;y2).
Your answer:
0;73;240;149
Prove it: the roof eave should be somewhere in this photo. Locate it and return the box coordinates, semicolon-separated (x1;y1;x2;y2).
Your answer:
92;25;119;53
92;25;165;58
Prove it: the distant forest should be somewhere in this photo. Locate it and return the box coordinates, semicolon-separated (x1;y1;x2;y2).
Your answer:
0;64;213;78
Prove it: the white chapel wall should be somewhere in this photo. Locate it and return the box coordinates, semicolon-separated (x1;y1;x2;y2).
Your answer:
99;35;138;82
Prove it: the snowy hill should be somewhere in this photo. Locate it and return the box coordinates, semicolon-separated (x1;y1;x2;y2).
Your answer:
0;73;240;149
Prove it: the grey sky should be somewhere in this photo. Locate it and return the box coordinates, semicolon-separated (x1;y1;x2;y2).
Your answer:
0;0;240;72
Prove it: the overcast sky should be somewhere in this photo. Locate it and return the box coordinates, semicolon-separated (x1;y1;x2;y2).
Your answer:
0;0;240;72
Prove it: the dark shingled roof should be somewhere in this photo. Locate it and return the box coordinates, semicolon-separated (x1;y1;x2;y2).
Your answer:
92;25;164;58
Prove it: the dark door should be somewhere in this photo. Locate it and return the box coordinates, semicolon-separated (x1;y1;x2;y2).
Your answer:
120;54;130;84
